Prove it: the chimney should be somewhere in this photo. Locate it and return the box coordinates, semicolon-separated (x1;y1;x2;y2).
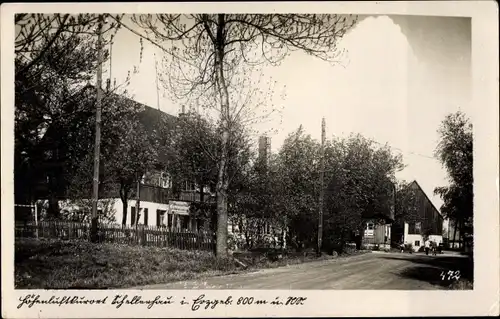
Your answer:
179;105;186;117
258;135;271;166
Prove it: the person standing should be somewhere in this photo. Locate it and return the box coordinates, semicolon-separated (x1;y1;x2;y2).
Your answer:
424;239;430;255
431;241;437;256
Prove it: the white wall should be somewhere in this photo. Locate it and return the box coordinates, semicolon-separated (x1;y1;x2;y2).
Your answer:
57;198;193;227
404;222;443;252
112;199;171;226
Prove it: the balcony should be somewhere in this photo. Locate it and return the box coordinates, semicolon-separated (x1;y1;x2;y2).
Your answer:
139;184;215;204
177;190;216;203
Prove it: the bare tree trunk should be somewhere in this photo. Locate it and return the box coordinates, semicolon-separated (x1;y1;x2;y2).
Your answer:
120;185;129;226
91;15;104;243
48;195;60;219
214;14;230;258
215;170;229;256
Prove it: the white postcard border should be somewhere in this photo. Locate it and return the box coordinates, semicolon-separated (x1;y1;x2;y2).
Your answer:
1;1;499;318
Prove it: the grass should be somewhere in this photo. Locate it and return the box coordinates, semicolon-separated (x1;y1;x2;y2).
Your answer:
15;238;357;289
15;238;237;289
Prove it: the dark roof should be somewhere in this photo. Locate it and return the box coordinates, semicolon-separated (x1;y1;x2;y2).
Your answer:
113;94;178;166
117;94;178;129
409;180;444;220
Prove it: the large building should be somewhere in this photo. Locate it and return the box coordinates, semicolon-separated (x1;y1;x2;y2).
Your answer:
16;89;215;232
400;180;444;252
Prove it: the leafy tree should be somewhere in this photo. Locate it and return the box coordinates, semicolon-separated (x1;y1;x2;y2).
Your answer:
59;198;117;224
434;111;473;248
105;113;159;226
166;111;253;234
228;151;282;249
168;112;219;201
322;134;402;253
119;13;357;257
15;14;133;218
273;126;321;250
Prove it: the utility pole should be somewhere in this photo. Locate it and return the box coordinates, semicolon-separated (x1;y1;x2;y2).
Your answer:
91;15;104;243
317;117;326;256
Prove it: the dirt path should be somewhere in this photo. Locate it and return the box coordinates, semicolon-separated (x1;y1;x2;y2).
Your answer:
137;252;469;290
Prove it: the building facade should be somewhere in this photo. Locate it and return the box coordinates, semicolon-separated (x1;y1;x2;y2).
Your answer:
401;181;444;252
360;179;396;250
362;221;392;250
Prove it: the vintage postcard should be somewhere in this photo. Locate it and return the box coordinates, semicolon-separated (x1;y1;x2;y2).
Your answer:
1;1;499;318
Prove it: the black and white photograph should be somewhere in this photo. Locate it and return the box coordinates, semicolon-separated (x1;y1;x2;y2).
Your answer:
1;1;498;318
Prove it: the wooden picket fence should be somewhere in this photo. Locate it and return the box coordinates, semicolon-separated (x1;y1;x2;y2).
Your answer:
15;221;216;252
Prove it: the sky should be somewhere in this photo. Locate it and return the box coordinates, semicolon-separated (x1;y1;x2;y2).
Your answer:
105;15;472;211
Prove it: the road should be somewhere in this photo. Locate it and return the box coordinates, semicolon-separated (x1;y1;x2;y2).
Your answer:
138;252;471;290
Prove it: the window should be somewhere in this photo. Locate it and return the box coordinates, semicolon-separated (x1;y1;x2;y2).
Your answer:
131;207;136;225
180;215;189;231
143;208;148;226
184;181;196;191
367;222;374;230
156;210;166;227
415;222;421;233
159;172;171;188
414;240;420;247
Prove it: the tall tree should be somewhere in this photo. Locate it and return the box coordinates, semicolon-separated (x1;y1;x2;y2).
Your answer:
99;94;171;226
169;112;219;201
121;13;356;257
275;126;321;250
434;111;473;247
323;134;403;253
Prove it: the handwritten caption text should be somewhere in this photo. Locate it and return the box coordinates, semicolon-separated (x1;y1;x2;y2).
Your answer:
17;294;307;312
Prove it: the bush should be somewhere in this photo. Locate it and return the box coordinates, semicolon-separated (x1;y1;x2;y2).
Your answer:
405;243;414;252
343;245;357;255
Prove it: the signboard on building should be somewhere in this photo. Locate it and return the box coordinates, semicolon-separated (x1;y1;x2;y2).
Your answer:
169;201;190;215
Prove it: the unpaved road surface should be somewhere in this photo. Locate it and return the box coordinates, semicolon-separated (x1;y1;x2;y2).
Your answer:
138;252;470;290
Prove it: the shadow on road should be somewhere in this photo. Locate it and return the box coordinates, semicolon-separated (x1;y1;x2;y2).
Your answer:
380;254;473;289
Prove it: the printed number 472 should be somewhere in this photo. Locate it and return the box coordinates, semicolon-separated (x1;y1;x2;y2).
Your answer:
440;270;461;281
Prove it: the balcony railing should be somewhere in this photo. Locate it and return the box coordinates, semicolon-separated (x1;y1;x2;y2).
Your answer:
140;184;215;204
